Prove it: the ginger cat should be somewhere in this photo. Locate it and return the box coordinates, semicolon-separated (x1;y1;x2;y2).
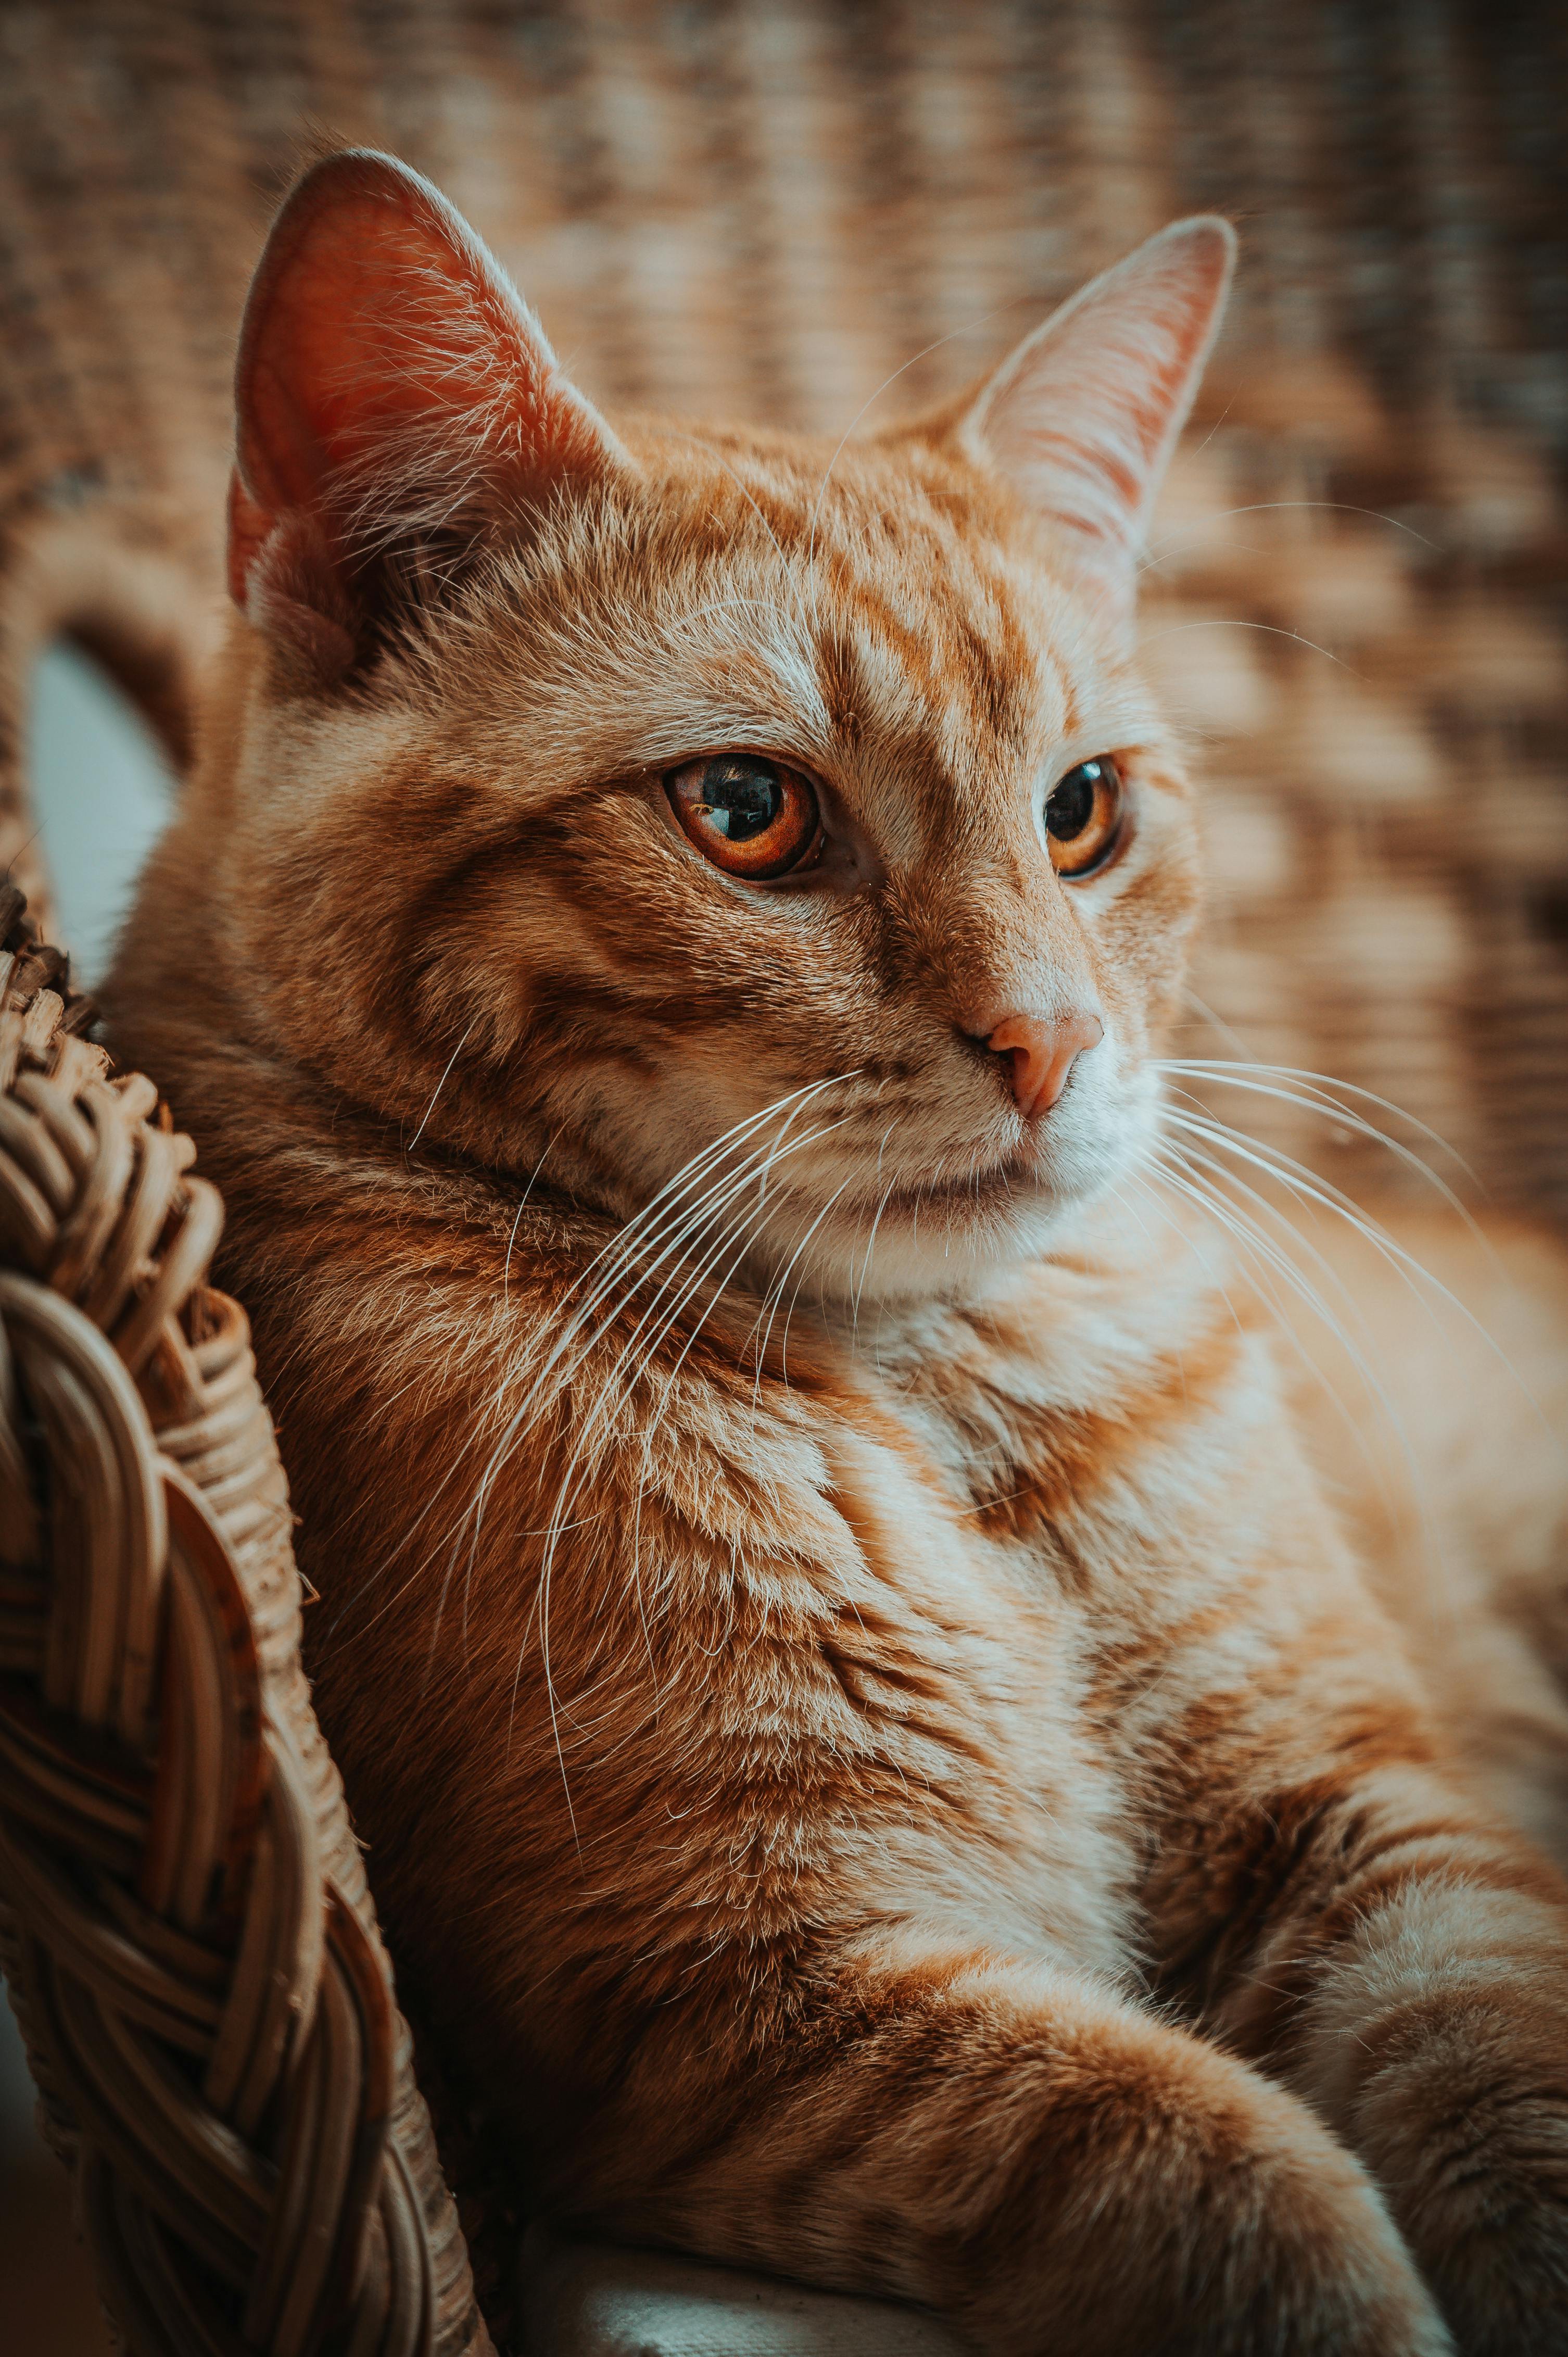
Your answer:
105;152;1568;2354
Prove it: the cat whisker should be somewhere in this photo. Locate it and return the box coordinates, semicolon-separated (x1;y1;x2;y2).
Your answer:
1138;499;1437;575
473;1113;851;1610
1140;1141;1430;1558
533;1155;835;1783
510;1103;867;1726
1157;1103;1523;1384
481;1074;857;1437
1159;1073;1484;1273
1157;1023;1515;1317
1167;1108;1559;1471
542;1113;856;1550
1148;1142;1385;1398
1109;1165;1249;1334
385;1078;864;1646
1175;985;1253;1063
1156;1055;1478;1196
503;1125;564;1308
1159;1137;1477;1633
404;1015;478;1154
527;1101;863;1487
626;1170;855;1592
747;1168;861;1391
1133;615;1368;682
849;1133;901;1342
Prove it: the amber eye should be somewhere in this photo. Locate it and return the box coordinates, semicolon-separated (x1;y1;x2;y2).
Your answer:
666;755;823;879
1045;757;1124;878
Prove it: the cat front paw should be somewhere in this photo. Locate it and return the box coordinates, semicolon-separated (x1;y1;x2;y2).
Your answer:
1351;2001;1568;2354
1018;2030;1456;2357
1154;2098;1455;2357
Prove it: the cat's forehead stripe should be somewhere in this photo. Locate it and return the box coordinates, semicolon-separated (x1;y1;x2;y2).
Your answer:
763;481;1058;809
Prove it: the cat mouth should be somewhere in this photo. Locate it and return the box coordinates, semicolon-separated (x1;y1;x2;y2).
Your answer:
868;1152;1044;1221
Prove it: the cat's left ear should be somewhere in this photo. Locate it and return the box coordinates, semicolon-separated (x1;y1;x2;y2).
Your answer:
228;148;630;671
954;217;1235;613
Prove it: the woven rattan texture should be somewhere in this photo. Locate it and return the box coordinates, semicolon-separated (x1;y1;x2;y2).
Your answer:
1;0;1564;1211
0;884;491;2356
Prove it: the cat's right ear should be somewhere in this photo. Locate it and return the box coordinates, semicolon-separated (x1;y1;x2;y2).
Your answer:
951;217;1235;620
229;148;629;677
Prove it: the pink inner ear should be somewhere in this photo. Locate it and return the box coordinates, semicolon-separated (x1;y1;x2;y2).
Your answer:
243;196;496;495
966;218;1234;598
229;153;613;610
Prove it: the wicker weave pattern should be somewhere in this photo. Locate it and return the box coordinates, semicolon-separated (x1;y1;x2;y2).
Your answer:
0;885;490;2357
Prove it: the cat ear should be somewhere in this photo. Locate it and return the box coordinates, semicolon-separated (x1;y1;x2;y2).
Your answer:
956;217;1235;611
229;148;629;666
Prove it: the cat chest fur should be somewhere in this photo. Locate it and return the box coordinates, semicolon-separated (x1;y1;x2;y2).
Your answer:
283;1192;1276;2022
595;1266;1272;1996
749;1266;1288;1982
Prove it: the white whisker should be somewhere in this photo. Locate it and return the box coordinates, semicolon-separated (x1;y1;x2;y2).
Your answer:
1143;1143;1426;1557
406;1015;477;1153
1157;1056;1478;1195
363;1074;862;1636
1139;499;1437;574
1134;615;1368;681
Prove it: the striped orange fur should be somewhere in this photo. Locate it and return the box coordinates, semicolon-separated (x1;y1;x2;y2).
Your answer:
105;153;1568;2354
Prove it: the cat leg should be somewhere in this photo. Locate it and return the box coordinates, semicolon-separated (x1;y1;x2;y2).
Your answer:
1205;1763;1568;2354
589;1950;1449;2357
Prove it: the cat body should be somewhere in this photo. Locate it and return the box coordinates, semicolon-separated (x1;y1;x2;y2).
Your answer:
103;153;1568;2354
105;926;1488;2354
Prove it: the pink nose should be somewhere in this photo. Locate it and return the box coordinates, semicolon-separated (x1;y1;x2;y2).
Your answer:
987;1011;1104;1119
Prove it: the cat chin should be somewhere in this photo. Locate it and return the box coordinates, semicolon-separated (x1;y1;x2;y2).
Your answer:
753;1165;1126;1310
802;1103;1167;1307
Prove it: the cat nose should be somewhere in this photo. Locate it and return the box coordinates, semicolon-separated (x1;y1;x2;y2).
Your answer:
984;1011;1104;1118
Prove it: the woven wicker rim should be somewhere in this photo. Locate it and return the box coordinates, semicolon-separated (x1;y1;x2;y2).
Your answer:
0;883;493;2357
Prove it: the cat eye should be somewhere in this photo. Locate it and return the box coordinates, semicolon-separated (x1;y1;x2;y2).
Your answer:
1045;757;1124;879
665;755;823;880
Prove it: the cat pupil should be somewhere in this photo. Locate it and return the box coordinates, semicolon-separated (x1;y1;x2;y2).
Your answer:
702;759;780;841
1046;761;1101;840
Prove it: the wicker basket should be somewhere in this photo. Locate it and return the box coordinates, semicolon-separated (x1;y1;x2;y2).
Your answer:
0;883;491;2356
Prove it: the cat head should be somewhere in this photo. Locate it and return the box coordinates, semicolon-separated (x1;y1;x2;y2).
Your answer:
208;150;1232;1305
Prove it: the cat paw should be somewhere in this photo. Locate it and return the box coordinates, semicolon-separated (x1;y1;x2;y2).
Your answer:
1337;1981;1568;2355
1014;2032;1455;2357
1162;2109;1454;2357
1377;2076;1568;2353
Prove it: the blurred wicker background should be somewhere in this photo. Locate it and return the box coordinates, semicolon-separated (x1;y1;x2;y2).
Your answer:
0;2;1564;2347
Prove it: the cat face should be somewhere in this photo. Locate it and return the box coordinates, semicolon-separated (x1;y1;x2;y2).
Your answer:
214;153;1231;1304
